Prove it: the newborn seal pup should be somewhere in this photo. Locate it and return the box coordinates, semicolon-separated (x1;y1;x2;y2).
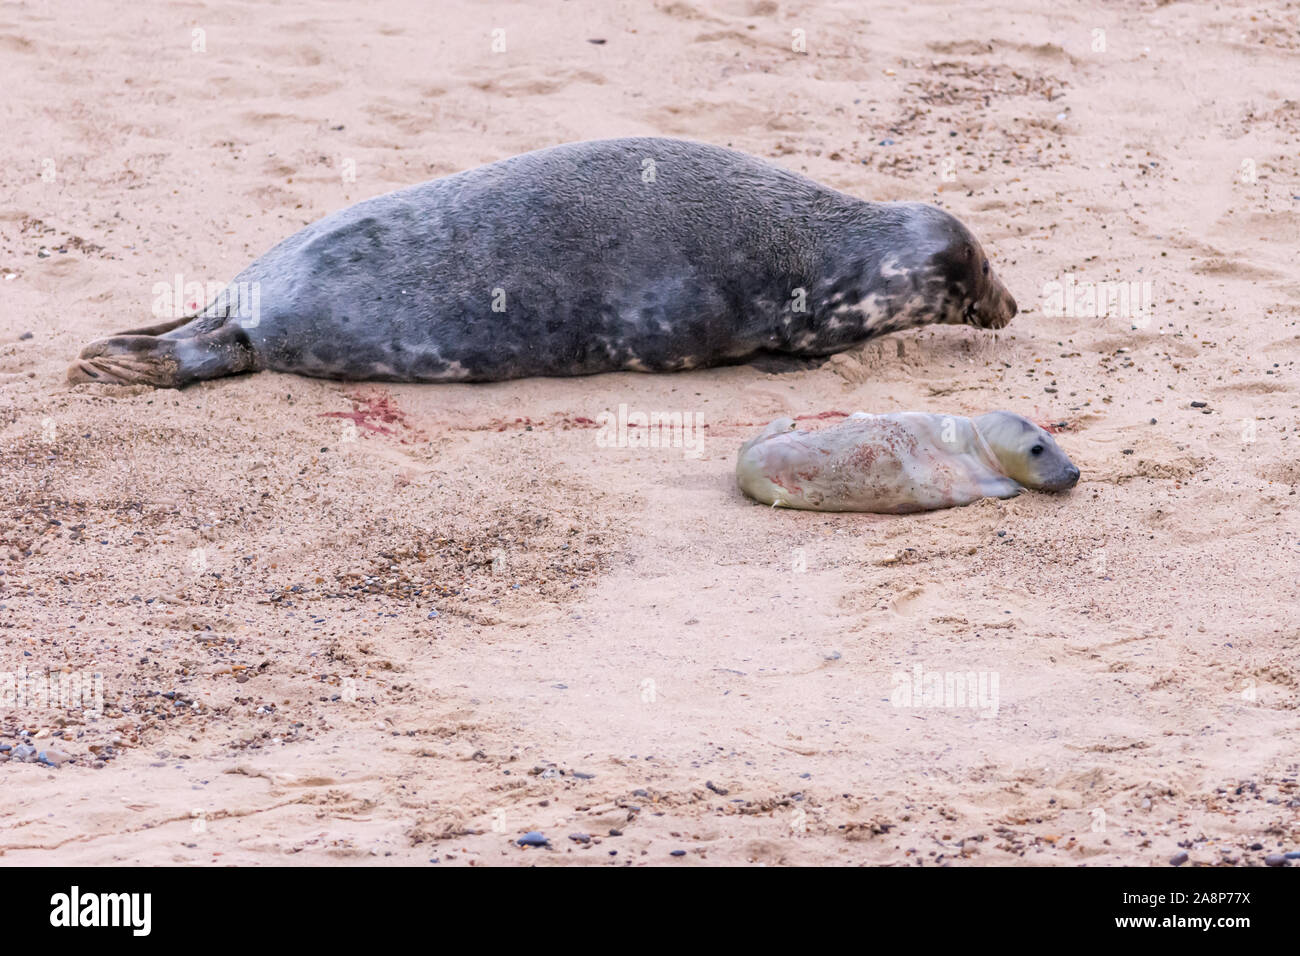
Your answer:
737;411;1079;513
68;137;1017;388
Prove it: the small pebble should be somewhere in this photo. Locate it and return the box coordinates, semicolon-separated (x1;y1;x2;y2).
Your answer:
516;830;549;847
1169;850;1188;866
1264;853;1286;867
38;749;70;767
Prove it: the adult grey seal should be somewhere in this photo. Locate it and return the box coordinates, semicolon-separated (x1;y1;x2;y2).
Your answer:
67;137;1018;389
737;411;1079;513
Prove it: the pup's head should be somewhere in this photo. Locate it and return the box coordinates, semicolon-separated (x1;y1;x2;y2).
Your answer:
974;411;1080;492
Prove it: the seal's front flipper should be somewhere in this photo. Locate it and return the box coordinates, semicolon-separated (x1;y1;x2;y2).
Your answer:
980;476;1024;500
921;459;1024;510
67;325;255;389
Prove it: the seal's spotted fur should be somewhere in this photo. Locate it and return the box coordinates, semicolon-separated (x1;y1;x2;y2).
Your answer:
68;138;1017;389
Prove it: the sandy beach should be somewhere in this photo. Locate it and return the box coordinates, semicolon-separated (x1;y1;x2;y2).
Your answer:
1;0;1297;865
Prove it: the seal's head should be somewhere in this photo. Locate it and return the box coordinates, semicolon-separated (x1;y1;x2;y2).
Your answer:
906;205;1018;330
974;411;1080;492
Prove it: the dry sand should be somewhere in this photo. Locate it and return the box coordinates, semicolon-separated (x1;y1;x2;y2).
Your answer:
1;0;1298;865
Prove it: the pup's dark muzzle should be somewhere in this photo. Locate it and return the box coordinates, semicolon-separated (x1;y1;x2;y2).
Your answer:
1042;464;1081;492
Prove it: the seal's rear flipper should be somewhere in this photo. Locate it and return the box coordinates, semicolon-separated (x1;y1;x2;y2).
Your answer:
67;325;255;389
110;314;200;338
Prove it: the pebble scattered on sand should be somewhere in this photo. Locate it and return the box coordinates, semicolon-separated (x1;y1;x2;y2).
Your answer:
37;749;69;767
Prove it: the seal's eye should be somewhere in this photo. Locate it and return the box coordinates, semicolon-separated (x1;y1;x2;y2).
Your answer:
982;260;990;276
1030;444;1044;456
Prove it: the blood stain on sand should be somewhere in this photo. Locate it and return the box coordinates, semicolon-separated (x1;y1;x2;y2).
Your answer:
320;389;418;441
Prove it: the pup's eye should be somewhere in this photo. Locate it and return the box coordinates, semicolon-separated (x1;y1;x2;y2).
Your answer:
982;260;990;276
1030;444;1044;456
